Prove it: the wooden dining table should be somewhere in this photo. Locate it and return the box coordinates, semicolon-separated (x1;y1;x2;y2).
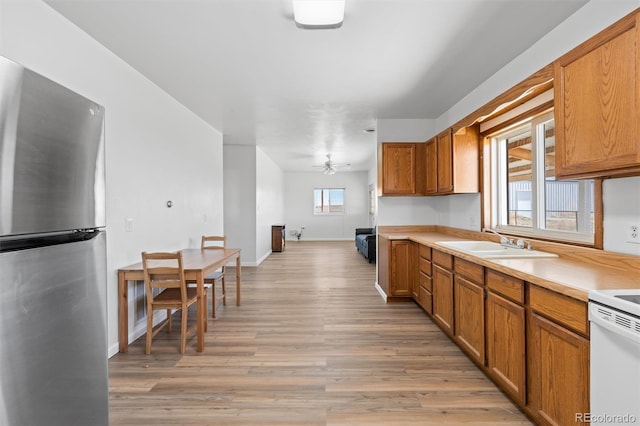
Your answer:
117;248;241;353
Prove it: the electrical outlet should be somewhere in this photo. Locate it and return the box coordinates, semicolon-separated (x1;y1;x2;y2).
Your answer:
628;224;640;244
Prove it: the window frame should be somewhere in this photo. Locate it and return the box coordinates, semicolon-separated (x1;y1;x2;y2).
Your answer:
483;109;602;247
313;187;345;215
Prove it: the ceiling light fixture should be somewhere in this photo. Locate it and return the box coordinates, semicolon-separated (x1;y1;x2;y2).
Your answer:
293;0;345;29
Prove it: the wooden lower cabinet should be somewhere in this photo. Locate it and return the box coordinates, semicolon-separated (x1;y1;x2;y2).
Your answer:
411;268;420;300
454;275;484;365
528;312;590;426
377;237;414;301
486;291;526;406
384;242;591;424
417;282;433;314
432;263;454;336
390;240;414;298
415;244;433;314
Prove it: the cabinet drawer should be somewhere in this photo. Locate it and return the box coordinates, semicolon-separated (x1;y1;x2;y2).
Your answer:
529;285;588;337
419;272;432;292
486;269;524;304
433;250;453;270
454;257;484;285
419;257;432;276
419;286;433;314
419;244;431;260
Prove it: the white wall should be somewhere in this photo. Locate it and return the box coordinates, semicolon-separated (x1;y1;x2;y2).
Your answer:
224;145;257;263
437;193;481;231
603;177;640;256
366;153;378;227
1;0;225;357
256;147;285;262
284;171;369;240
377;119;435;143
223;144;285;265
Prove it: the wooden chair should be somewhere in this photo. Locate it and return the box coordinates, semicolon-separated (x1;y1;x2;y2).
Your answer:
141;251;204;354
200;235;227;318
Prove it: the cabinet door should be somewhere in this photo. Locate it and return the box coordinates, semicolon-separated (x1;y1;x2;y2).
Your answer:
450;126;480;194
412;244;421;300
486;291;526;406
554;12;640;179
425;138;438;194
418;284;433;314
382;143;418;195
432;264;454;336
390;240;413;297
529;312;589;426
436;129;453;193
454;275;484;365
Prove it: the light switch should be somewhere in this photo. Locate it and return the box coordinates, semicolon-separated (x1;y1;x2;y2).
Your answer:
125;218;134;232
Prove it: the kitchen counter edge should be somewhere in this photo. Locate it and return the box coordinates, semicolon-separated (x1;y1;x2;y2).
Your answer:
379;230;640;302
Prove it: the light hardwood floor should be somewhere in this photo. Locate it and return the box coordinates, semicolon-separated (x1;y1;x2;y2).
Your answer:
109;241;533;425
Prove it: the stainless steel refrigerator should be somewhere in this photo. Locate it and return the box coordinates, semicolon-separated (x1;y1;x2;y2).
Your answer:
0;56;108;425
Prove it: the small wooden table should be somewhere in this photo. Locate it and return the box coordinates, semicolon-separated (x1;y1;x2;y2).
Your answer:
117;248;241;353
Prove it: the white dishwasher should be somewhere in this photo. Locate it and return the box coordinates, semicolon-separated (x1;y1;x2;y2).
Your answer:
589;289;640;425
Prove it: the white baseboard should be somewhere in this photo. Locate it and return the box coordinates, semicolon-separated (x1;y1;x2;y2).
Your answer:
108;343;119;358
374;282;387;302
255;251;270;266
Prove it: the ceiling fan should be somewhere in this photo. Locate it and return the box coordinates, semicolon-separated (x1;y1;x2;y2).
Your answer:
313;154;350;175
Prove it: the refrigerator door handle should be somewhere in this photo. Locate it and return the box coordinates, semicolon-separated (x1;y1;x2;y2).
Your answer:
0;59;23;235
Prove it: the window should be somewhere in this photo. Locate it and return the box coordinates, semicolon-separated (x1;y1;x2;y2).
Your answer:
489;111;594;244
314;188;345;214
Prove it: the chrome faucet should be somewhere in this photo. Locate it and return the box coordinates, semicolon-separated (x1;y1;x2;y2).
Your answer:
516;238;532;250
483;228;516;248
483;228;532;250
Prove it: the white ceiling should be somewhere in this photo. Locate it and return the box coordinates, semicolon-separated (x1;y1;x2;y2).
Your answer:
44;0;587;173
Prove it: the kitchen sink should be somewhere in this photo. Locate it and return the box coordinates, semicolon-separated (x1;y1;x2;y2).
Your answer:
436;240;558;259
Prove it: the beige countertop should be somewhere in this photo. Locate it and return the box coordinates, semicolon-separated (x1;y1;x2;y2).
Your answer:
380;230;640;302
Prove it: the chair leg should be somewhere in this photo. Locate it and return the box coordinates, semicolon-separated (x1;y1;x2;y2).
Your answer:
145;309;153;355
221;276;226;305
211;283;217;319
204;290;208;332
180;307;187;354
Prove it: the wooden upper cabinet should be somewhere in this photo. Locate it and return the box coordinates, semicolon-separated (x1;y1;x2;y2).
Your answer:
429;126;480;195
554;10;640;179
436;130;453;193
425;138;438;194
379;143;425;195
379;128;478;197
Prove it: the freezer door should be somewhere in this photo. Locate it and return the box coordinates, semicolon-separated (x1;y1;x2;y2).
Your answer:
0;55;105;236
0;231;108;426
